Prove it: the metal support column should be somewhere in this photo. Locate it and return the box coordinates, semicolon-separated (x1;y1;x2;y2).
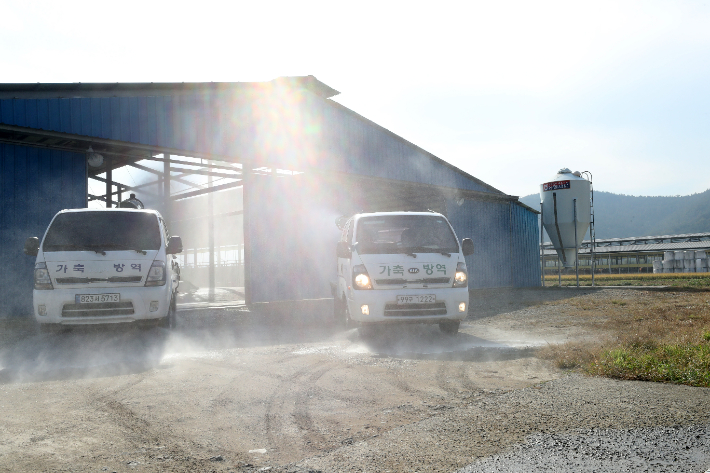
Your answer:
540;203;545;287
208;166;215;296
574;198;579;287
243;164;251;305
164;154;171;225
105;157;112;208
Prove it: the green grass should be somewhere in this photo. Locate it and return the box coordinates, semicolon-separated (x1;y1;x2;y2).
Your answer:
537;289;710;387
543;272;710;288
587;343;710;387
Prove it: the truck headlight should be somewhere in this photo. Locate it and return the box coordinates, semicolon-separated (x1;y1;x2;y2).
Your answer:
453;262;468;288
352;265;372;290
34;262;53;290
145;260;167;287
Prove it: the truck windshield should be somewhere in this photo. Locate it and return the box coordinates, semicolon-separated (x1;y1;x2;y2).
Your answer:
355;215;459;255
42;212;161;252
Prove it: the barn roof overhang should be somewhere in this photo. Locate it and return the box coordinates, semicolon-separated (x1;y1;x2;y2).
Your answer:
0;76;340;100
0;122;239;176
0;77;536;212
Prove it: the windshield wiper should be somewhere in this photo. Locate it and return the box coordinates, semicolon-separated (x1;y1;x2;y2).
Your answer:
45;244;106;255
440;252;451;257
99;244;147;255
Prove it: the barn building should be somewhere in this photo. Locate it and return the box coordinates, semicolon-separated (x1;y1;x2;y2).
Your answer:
0;76;540;316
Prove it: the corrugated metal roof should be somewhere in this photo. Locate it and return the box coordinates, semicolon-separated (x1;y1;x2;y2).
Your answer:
0;76;340;100
0;78;517;196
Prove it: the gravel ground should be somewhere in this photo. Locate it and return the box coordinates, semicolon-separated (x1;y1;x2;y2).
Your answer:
459;424;710;472
1;287;710;472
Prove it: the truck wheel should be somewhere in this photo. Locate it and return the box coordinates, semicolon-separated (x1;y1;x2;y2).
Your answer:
439;320;460;335
161;295;177;330
335;296;354;329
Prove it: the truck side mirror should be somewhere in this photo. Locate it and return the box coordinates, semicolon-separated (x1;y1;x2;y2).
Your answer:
166;236;183;254
24;237;39;256
336;241;351;259
461;238;474;256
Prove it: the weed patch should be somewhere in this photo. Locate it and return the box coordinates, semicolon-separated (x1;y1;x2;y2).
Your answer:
538;289;710;387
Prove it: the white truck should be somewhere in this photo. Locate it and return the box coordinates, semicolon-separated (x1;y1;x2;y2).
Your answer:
24;208;182;331
334;211;474;335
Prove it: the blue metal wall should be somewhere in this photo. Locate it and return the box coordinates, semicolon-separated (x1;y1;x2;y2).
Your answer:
511;203;542;287
0;91;497;193
446;199;540;288
0;144;87;316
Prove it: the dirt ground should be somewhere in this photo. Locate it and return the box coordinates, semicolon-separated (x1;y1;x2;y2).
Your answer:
1;287;709;472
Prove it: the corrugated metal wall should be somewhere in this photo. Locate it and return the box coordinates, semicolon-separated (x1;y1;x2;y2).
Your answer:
0;91;496;193
447;199;512;288
446;199;540;288
0;144;87;316
511;203;542;287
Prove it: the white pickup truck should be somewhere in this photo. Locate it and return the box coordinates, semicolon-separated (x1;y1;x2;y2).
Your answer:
24;208;182;331
334;211;474;335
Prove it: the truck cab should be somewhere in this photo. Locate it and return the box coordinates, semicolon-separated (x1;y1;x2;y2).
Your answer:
24;208;182;330
335;211;474;335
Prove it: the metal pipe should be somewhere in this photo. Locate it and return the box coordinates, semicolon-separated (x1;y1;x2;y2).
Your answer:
164;154;171;225
243;165;251;305
540;202;545;287
208;167;215;296
105;157;112;208
574;198;579;287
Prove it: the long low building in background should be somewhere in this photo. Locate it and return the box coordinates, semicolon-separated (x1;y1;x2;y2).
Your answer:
542;232;710;274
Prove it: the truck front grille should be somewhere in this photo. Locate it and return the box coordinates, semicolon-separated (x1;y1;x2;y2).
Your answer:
61;302;135;317
384;302;447;317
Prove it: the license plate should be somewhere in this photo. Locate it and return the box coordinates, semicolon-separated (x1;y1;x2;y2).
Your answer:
76;294;120;304
397;294;436;305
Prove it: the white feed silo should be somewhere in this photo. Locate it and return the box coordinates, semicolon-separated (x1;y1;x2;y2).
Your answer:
540;168;591;269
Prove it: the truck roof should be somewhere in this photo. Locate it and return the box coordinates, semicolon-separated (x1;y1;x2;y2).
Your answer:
354;211;447;219
55;208;161;216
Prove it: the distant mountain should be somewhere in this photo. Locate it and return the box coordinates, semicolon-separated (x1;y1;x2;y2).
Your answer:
519;189;710;239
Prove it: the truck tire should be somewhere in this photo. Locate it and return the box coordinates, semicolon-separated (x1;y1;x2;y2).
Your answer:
439;320;460;335
160;294;177;330
335;296;354;329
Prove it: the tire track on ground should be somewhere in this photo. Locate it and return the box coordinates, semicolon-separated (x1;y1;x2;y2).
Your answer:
263;360;332;460
436;362;461;395
86;377;250;471
292;364;336;450
457;363;481;393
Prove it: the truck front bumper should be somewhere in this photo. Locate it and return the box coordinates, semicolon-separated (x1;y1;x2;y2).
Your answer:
347;287;469;324
33;286;170;325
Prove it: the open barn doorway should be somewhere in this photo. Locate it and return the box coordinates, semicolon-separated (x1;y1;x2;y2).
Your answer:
87;153;246;306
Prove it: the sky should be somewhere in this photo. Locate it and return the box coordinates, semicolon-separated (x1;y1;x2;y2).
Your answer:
2;0;710;198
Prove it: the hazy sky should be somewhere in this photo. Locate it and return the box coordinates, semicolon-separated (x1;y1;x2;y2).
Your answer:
2;0;709;198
